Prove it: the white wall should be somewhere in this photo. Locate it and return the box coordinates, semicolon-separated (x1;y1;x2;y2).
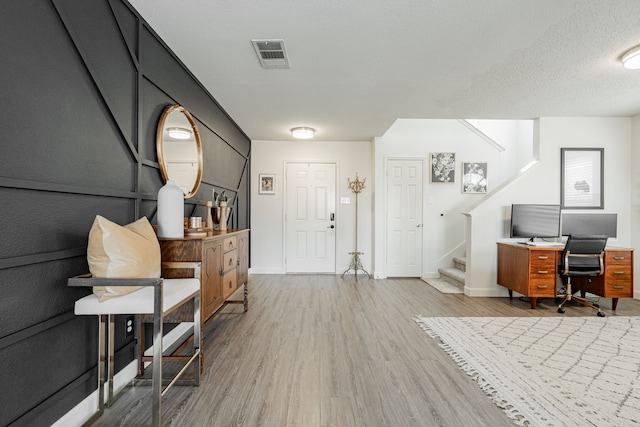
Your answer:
373;119;533;278
465;119;534;180
466;117;634;296
630;114;640;297
250;140;373;274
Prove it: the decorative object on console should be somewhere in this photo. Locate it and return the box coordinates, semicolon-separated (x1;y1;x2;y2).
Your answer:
211;189;231;230
342;173;370;280
157;180;184;238
88;215;161;301
430;152;456;183
189;217;202;229
560;148;604;209
219;201;228;231
206;201;213;229
461;162;487;193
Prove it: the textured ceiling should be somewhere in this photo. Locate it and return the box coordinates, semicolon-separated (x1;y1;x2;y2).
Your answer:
129;0;640;141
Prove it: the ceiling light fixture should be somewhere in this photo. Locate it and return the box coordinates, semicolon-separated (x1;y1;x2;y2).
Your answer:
622;45;640;69
291;127;315;139
167;127;192;139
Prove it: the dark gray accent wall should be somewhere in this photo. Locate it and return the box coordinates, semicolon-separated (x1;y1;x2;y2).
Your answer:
0;0;251;425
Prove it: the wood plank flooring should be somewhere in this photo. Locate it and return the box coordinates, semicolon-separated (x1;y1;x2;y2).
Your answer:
91;275;640;426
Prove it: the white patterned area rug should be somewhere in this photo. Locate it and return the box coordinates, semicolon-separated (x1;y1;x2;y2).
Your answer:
414;316;640;427
422;278;463;294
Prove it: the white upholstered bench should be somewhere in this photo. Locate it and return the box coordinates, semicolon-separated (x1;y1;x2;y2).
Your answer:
68;261;201;427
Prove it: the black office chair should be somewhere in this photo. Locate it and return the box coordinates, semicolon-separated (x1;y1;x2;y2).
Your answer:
557;235;607;317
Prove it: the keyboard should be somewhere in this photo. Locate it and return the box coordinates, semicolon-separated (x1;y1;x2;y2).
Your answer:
525;242;565;247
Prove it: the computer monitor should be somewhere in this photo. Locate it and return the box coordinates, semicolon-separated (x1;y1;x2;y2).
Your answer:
561;213;617;238
510;204;561;241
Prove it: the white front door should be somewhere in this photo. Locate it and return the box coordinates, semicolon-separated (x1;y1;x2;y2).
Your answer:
386;159;423;277
285;162;337;273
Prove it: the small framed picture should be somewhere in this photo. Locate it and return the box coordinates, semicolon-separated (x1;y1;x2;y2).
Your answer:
430;152;456;182
259;173;275;195
462;162;488;193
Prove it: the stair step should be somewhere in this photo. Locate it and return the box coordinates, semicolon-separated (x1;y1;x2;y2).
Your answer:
438;267;465;288
453;257;466;272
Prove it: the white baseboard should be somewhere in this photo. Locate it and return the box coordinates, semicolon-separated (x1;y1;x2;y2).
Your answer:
51;360;138;427
248;267;284;274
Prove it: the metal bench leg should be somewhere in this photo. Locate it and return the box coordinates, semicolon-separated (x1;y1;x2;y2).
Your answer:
194;293;201;384
97;315;106;415
152;285;163;427
107;314;116;406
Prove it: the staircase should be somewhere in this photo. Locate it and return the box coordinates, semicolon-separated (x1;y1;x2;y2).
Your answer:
438;257;466;290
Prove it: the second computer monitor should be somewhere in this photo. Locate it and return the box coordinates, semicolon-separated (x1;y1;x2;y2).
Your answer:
561;213;617;238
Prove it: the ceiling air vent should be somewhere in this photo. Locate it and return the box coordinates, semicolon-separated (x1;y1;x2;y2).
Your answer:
251;39;290;69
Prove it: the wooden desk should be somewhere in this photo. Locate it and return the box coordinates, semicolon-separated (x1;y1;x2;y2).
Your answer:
497;242;634;310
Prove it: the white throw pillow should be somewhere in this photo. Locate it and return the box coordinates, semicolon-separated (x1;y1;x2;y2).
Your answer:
88;215;161;301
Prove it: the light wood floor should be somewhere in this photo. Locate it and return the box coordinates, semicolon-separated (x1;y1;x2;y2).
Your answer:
91;275;640;426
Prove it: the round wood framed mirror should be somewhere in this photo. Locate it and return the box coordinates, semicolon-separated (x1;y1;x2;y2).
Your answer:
156;104;203;199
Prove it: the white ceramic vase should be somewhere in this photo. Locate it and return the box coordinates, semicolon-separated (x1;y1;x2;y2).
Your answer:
157;180;184;238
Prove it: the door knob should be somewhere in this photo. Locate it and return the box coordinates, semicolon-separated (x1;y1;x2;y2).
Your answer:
328;225;335;229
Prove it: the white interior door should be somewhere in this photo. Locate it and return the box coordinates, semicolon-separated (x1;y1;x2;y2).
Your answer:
386;159;423;277
285;163;337;273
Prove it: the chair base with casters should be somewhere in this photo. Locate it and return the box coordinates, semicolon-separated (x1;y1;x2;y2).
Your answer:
557;235;607;317
68;261;201;427
556;278;605;317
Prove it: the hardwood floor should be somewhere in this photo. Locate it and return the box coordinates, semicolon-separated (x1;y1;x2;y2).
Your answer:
91;275;640;426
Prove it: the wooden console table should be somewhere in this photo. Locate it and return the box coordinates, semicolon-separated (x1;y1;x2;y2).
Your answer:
158;229;249;326
497;242;634;310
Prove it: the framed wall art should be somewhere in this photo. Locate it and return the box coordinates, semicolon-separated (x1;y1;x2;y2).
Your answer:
430;152;455;183
560;148;603;209
462;162;488;193
259;173;275;195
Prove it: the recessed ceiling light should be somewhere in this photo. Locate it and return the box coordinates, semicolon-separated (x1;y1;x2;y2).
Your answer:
291;127;315;139
622;45;640;69
167;127;192;139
